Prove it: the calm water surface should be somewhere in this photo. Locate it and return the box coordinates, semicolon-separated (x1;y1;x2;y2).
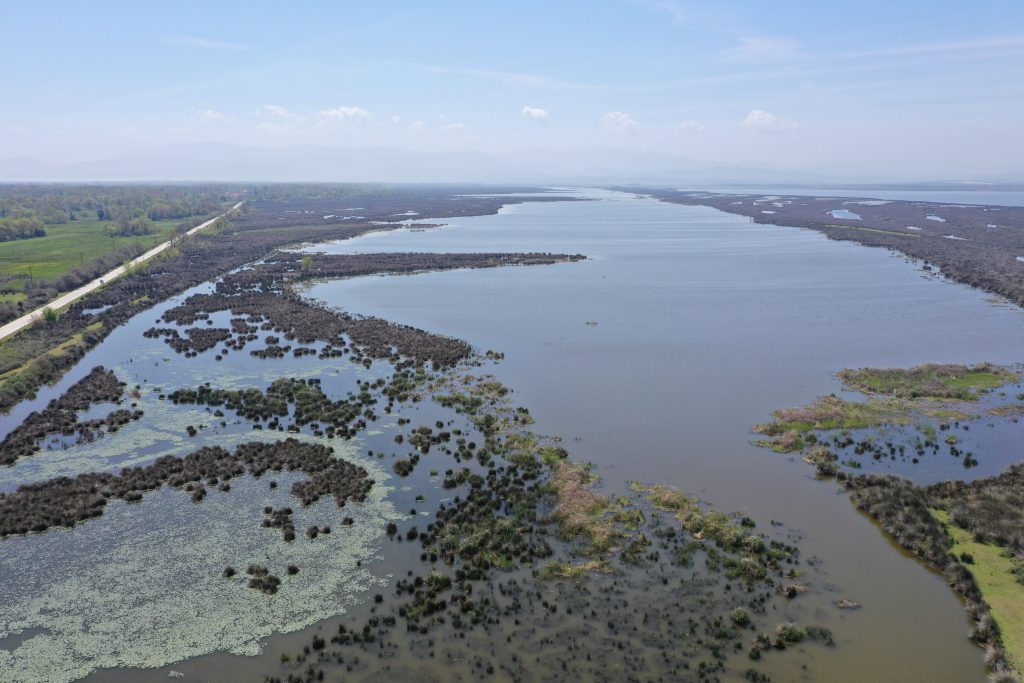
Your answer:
304;189;1024;682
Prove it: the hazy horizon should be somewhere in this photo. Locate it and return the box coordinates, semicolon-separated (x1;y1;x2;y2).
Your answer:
3;1;1024;183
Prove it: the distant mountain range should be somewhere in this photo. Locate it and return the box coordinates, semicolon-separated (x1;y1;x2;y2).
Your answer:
0;143;1019;188
0;143;837;185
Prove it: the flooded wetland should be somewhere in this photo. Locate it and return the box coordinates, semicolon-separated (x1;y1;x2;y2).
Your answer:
2;188;1023;682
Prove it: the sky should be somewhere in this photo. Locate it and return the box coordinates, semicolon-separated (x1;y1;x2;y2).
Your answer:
2;0;1024;180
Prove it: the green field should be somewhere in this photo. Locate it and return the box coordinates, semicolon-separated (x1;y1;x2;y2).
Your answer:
836;363;1018;400
0;211;189;291
934;510;1024;671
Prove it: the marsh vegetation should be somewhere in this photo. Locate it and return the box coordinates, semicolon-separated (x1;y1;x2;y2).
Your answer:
0;365;140;465
2;187;1018;682
753;362;1024;679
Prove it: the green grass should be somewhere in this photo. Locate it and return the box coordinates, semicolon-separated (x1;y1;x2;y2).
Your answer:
837;363;1018;400
0;211;187;284
933;510;1024;671
752;394;919;452
752;363;1013;455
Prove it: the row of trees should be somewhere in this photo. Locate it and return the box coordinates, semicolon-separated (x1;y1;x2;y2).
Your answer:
103;210;156;237
0;185;232;228
0;216;46;242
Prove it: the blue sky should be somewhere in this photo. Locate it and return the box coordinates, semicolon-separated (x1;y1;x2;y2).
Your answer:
3;0;1023;178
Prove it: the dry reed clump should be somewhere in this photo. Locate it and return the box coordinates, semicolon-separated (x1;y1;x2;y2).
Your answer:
631;483;764;555
538;559;610;579
803;445;839;477
548;460;622;555
750;623;834;654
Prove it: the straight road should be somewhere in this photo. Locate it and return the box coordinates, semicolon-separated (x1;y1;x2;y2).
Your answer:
0;201;244;342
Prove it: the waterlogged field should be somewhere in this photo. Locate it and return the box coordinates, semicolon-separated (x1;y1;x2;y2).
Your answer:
2;189;1024;682
0;286;405;682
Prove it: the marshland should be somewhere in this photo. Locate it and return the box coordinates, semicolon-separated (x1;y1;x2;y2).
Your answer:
2;186;1024;683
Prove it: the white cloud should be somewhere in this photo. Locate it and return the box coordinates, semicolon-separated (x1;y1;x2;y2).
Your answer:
602;111;639;133
164;35;248;51
721;37;802;63
198;109;230;123
390;115;401;123
742;109;796;133
443;123;469;133
522;106;549;124
677;119;706;133
317;106;371;125
407;121;428;134
262;104;298;120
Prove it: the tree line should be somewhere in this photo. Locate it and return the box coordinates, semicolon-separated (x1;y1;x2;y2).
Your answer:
0;184;237;241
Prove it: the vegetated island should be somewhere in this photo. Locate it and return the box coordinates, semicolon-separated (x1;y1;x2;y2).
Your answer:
637;189;1024;309
752;362;1024;681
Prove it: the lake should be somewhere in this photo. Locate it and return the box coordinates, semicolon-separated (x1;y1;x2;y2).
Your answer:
3;187;1022;681
304;188;1024;681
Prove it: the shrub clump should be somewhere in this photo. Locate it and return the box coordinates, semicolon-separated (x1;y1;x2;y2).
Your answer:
0;366;140;466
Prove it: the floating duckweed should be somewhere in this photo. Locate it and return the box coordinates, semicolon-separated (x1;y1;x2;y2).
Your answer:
0;447;400;683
